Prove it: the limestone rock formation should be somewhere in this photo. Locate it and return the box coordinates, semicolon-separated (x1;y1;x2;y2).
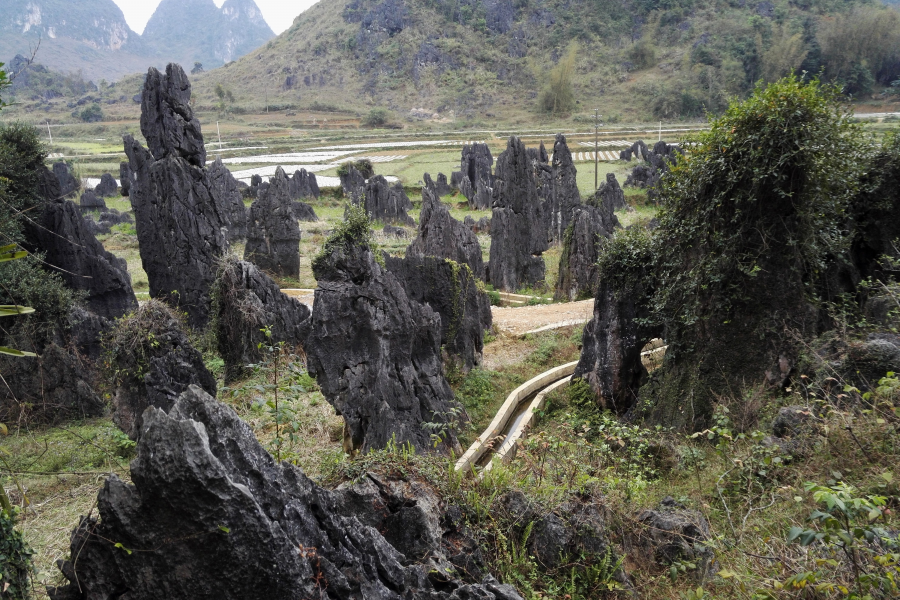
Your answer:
23;199;137;320
288;168;320;200
555;201;620;301
47;386;521;600
596;172;626;211
435;172;452;196
140;63;207;167
94;173;118;197
407;173;484;277
354;175;415;226
460;142;494;210
619;140;650;162
124;64;228;328
245;167;302;278
487;136;549;291
464;215;491;234
213;257;311;382
624;140;680;203
340;164;367;200
292;201;319;222
207;157;249;241
546;134;581;244
119;161;134;197
383;224;408;238
53;161;79;198
79;190;106;212
386;253;492;371
306;230;462;454
106;301;216;440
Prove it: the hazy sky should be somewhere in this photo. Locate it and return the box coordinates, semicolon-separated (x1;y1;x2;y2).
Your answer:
111;0;319;35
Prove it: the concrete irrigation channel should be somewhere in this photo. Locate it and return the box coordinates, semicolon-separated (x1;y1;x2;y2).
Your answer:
455;360;579;478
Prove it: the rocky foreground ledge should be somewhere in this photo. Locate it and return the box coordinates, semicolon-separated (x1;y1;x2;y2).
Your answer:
47;386;522;600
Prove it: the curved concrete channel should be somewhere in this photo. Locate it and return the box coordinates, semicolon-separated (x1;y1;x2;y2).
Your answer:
455;361;579;477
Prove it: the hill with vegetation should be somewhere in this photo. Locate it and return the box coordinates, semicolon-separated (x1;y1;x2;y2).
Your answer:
0;0;275;82
195;0;900;123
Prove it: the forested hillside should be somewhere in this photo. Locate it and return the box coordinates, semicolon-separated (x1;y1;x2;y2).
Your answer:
197;0;900;121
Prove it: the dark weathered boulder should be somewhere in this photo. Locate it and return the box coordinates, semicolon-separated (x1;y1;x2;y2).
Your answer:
460;142;494;210
596;172;626;211
106;301;216;440
292;201;318;222
546;134;581;244
306;227;462;454
140;63;206;167
624;141;680;203
498;491;631;587
0;338;105;425
407;173;484;277
124;64;229;328
245;167;301;278
385;253;492;372
98;209;132;226
119;161;133;197
207;158;248;241
487;136;549;291
82;217;111;236
94;173;118;197
125;133;228;328
340;164;367;200
48;386;522;600
620;140;650;162
435;172;452;196
23;199;137;320
842;334;900;392
288;168;320;200
450;170;464;189
627;497;715;579
213;257;311;382
354;175;415;226
53;161;79;198
555;202;620;301
383;224;408;238
79;190;106;212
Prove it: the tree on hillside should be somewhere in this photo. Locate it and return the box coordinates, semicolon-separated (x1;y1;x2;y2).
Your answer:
762;27;808;83
539;42;578;115
819;6;900;94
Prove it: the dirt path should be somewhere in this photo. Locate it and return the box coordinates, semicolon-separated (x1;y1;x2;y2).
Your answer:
284;290;594;337
491;299;594;336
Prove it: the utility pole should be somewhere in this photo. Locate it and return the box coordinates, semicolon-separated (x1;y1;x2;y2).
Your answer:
46;121;52;145
217;121;222;146
594;109;601;191
265;87;269;114
659;121;662;142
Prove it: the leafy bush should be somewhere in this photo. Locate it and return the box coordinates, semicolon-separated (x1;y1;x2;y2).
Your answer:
311;203;377;276
77;103;103;123
361;107;391;127
0;507;35;600
336;158;374;180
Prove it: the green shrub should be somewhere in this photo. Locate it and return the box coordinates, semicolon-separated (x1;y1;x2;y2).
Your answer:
311;203;377;276
336;158;374;179
538;42;578;115
362;107;391;127
77;103;104;123
0;507;35;600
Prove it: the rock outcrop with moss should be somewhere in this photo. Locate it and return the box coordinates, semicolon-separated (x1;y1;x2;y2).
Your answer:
105;300;216;440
